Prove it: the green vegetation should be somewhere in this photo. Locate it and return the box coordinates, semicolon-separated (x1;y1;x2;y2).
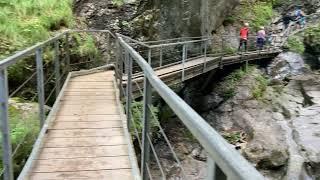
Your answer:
217;66;255;99
237;1;274;31
112;0;124;7
286;36;305;54
252;74;268;100
0;99;39;177
304;25;320;53
224;46;237;55
0;0;74;58
130;101;160;139
222;131;247;145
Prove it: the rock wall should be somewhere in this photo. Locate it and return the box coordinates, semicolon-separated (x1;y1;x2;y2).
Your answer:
75;0;239;40
142;0;239;39
182;64;320;179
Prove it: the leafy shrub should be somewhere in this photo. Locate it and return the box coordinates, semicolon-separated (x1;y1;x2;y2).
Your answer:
304;25;320;54
237;1;274;31
130;101;160;139
286;36;305;54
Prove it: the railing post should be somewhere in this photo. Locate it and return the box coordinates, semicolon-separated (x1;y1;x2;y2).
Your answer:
141;76;152;180
0;69;14;180
220;37;224;69
203;39;207;73
65;33;70;73
125;51;132;129
207;157;227;180
106;33;111;65
182;44;187;81
159;46;163;67
36;48;46;128
116;40;124;98
148;48;152;65
54;41;61;98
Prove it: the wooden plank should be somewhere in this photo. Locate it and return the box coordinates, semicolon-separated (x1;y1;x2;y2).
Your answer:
47;128;123;138
61;96;116;101
52;114;121;122
43;136;127;148
57;107;119;115
59;99;117;105
30;169;132;180
38;145;129;159
51;121;122;129
63;91;115;96
64;88;115;92
32;156;131;172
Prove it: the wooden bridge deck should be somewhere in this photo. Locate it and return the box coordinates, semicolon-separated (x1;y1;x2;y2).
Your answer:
124;49;281;97
28;71;134;180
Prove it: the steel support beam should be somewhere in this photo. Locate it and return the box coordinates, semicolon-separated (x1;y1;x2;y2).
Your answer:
0;69;13;180
36;48;46;128
141;77;152;180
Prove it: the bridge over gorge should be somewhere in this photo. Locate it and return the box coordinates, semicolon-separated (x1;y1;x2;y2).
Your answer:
0;29;288;180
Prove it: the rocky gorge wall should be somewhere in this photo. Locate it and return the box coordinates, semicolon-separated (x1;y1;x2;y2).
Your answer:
75;0;239;40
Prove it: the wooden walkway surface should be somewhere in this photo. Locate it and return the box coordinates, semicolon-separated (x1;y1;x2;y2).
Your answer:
28;71;134;179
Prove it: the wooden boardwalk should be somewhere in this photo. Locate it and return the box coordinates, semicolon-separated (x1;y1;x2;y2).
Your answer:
28;71;135;179
124;49;280;97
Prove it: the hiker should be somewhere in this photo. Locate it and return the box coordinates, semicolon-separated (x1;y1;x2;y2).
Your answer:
238;23;249;52
282;12;293;29
256;26;266;50
295;7;306;28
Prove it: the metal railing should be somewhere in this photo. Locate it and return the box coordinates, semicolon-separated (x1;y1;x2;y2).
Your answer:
117;34;265;179
0;27;288;179
0;29;115;179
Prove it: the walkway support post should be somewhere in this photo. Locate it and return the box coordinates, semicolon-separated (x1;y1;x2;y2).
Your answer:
182;44;187;81
125;51;132;129
159;46;163;67
203;39;207;73
0;69;14;180
54;41;61;98
36;48;46;128
245;60;249;72
141;76;152;180
65;33;70;73
148;48;152;65
220;37;224;69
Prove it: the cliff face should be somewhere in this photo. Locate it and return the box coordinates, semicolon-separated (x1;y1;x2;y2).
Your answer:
138;0;239;39
75;0;239;39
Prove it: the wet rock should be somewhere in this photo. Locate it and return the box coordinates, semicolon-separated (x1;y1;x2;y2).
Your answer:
292;106;320;178
268;52;309;80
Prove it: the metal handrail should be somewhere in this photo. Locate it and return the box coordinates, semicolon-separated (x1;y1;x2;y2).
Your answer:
117;35;264;180
0;31;69;69
0;29;116;180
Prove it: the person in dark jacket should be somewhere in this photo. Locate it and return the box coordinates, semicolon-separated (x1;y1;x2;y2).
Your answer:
282;12;293;29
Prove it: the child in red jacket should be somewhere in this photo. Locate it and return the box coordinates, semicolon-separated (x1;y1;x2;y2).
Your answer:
238;23;250;52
